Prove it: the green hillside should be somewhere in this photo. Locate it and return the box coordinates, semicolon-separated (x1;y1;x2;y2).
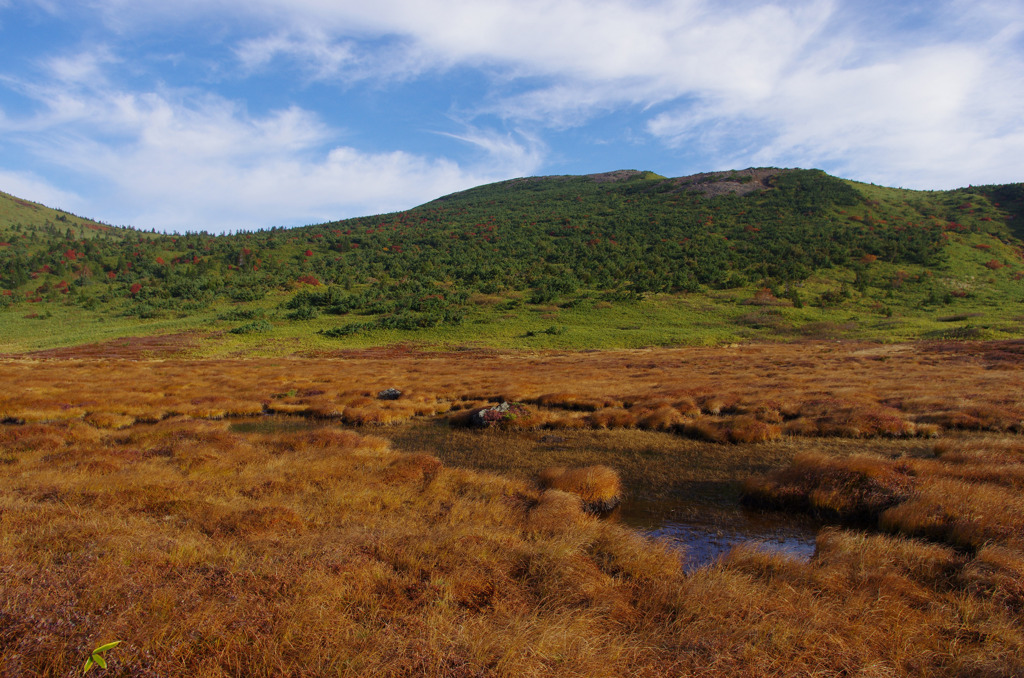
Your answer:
1;168;1022;353
0;189;145;241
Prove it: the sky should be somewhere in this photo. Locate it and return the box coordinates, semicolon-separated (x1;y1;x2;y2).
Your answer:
0;0;1022;233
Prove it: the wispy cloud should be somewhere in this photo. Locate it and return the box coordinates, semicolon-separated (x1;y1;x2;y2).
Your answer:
45;46;118;85
213;0;1019;189
647;21;1024;188
440;126;546;170
81;0;833;88
0;48;544;231
1;0;1022;231
235;31;357;80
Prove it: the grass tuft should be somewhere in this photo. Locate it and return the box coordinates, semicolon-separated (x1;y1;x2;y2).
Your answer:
537;465;623;513
742;452;915;522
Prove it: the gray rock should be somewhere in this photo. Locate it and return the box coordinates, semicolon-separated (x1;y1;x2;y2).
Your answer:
473;401;512;427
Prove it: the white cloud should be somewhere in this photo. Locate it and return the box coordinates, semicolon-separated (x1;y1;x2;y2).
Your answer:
0;50;544;231
45;47;118;85
86;0;833;92
440;126;546;170
3;0;1023;231
647;33;1024;188
235;31;358;80
0;169;82;212
220;0;1021;189
95;140;509;232
233;29;438;85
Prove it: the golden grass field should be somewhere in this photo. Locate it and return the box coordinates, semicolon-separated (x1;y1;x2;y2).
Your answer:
2;338;1024;676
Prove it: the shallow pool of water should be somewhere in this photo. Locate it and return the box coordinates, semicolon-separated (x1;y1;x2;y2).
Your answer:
615;492;819;571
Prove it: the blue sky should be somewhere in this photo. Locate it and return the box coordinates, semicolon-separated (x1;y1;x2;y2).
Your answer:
0;0;1022;233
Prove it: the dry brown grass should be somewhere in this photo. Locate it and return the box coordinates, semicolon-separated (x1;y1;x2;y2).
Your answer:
722;415;782;443
526;489;588;532
636;404;687;431
962;545;1024;613
744;452;917;522
5;418;683;676
746;437;1024;559
83;411;136;430
584;407;637;429
1;341;1024;675
2;339;1021;442
537;465;623;512
383;452;443;485
535;392;620;411
880;476;1024;550
679;417;729;443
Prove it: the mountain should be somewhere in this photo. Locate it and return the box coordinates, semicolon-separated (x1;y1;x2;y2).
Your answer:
1;169;1022;353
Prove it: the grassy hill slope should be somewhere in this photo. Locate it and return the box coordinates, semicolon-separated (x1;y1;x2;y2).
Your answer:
0;190;142;241
1;168;1022;354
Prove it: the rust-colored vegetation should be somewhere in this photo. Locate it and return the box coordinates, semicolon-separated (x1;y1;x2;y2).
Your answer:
1;339;1023;675
742;452;917;522
3;340;1020;441
745;439;1024;551
537;465;623;513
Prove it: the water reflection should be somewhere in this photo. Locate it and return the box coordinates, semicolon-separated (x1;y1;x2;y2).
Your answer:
615;492;819;571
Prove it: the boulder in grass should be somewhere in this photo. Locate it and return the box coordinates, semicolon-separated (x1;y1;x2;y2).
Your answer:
472;401;527;427
377;388;402;400
538;465;623;514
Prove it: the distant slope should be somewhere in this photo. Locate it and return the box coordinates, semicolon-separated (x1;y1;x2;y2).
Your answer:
0;190;130;240
1;168;1022;353
967;183;1024;241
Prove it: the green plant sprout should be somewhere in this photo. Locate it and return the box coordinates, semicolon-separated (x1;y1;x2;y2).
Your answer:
83;641;121;674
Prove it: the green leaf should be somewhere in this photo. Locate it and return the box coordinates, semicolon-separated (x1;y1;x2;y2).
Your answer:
83;656;95;674
94;641;121;653
93;654;107;669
